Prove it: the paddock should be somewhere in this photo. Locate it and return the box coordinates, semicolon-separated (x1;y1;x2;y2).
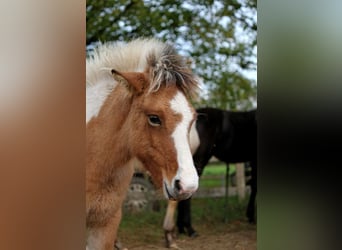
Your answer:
120;162;257;249
119;196;256;250
123;161;252;214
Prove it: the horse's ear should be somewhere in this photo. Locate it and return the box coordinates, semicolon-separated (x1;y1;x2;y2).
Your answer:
111;69;147;94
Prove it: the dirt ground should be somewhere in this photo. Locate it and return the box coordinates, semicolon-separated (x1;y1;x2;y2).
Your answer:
120;221;256;250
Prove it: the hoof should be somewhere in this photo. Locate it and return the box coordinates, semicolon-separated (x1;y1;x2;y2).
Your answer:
114;239;127;250
189;231;199;238
248;217;256;224
169;243;180;249
186;227;198;238
165;230;177;248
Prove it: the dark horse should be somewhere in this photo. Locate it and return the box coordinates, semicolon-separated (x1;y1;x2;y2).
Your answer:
163;107;257;247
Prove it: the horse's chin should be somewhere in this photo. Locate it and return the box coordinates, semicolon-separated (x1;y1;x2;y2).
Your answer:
175;192;193;201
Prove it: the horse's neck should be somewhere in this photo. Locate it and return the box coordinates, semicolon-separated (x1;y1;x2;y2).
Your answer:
86;85;133;183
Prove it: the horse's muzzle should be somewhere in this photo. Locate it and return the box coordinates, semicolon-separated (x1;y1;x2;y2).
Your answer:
163;181;196;201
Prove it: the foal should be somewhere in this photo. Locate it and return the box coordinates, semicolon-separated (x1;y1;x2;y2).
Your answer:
86;38;199;250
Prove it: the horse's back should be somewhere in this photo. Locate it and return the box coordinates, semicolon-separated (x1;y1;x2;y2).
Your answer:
219;109;256;163
196;108;256;164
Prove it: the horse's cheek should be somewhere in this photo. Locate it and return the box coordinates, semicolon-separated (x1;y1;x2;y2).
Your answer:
128;127;152;162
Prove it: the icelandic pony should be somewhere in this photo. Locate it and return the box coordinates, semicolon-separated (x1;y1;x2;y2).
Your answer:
163;107;257;248
86;38;199;250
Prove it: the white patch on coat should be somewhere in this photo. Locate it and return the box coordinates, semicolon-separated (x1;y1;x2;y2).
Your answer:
86;79;115;123
170;91;199;193
86;38;169;124
189;121;200;155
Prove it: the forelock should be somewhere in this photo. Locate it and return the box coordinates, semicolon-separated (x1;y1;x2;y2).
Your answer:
146;43;199;98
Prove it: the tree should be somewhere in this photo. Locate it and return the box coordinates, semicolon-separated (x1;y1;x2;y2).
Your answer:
86;0;257;110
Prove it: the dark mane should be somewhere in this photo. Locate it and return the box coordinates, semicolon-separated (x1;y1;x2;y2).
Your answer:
146;43;199;98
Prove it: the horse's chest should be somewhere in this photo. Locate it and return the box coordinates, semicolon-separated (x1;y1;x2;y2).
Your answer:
86;164;134;228
86;190;118;227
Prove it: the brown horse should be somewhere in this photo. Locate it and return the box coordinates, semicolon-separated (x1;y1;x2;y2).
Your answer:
86;38;200;250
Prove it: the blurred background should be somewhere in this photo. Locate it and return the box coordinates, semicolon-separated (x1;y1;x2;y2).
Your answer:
86;0;257;110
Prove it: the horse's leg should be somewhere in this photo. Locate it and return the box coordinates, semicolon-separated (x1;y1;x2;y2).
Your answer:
176;199;185;234
177;197;197;237
87;208;122;250
163;200;178;248
246;160;257;223
114;238;128;250
224;163;230;223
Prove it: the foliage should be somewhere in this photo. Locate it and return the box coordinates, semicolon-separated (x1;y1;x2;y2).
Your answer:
86;0;257;110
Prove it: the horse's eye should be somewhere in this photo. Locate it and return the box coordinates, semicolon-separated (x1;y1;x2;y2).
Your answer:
148;115;161;127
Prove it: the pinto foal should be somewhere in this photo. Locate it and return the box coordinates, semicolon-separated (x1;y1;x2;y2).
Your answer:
86;39;199;250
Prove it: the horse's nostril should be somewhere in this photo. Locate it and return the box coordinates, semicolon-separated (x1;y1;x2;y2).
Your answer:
174;179;182;191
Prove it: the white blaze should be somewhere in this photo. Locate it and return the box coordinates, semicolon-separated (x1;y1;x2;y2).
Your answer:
170;91;199;193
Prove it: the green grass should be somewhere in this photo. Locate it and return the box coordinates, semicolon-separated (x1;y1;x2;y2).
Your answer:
119;163;252;245
202;162;236;175
128;197;249;224
191;196;249;223
199;178;223;188
119;196;251;245
199;162;236;188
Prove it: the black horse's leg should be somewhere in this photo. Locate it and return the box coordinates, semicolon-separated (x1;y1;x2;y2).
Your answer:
246;160;257;223
224;163;230;223
176;199;186;234
177;197;198;237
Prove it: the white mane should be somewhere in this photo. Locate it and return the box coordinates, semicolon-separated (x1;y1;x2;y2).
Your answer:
86;38;166;88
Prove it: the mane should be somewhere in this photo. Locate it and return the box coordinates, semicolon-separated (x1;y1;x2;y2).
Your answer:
86;38;199;98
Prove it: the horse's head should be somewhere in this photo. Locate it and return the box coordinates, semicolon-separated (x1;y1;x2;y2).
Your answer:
111;61;199;200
